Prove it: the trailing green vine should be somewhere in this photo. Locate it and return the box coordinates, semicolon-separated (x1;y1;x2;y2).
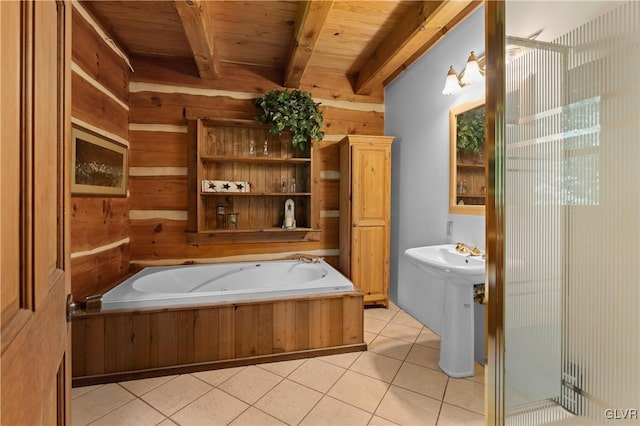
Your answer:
255;88;324;151
456;105;485;154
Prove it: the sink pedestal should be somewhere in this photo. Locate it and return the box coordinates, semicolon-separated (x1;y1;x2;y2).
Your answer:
439;281;474;378
403;244;485;378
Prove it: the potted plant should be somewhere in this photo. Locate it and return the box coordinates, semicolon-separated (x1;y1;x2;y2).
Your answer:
456;105;485;163
255;88;324;151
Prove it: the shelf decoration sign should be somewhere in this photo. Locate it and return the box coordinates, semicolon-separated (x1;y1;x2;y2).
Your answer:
202;180;250;193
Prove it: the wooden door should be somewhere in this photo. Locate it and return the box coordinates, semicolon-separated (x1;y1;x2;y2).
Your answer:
351;142;391;305
1;1;72;424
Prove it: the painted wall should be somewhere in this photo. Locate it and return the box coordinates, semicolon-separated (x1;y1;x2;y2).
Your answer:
385;6;485;332
70;5;130;300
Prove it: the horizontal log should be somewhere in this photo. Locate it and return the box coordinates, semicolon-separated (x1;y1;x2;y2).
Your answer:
130;55;383;104
71;197;129;253
72;8;128;103
317;180;340;210
71;244;130;300
129;131;188;167
315;141;340;172
129;219;337;260
71;72;129;141
321;106;384;135
129;92;256;126
129;176;188;210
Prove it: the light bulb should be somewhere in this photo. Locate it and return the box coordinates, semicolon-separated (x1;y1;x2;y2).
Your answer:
460;51;484;85
442;66;462;95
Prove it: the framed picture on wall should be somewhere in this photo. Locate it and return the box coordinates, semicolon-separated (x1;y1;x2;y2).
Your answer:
71;126;127;196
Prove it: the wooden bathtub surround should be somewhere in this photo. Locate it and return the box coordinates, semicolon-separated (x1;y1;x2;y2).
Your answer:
186;113;320;244
72;291;365;386
339;135;394;307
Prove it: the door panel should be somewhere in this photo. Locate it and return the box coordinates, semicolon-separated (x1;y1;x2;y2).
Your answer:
352;226;388;301
1;0;71;424
0;0;22;331
352;146;390;227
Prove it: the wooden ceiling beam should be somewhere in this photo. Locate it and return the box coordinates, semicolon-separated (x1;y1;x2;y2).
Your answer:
283;0;334;88
355;0;481;95
174;0;219;80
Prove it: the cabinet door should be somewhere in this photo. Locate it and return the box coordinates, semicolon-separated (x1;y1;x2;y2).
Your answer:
351;226;388;304
351;145;390;227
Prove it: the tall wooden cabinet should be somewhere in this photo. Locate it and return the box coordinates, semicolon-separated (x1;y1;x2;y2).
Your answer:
339;135;394;307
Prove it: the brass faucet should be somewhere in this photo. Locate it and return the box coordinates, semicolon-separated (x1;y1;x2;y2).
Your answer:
455;242;483;257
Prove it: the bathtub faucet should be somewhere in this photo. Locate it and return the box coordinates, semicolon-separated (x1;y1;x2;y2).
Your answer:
455;242;483;257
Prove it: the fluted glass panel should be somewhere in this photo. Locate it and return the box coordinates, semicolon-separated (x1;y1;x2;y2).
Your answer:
504;2;640;424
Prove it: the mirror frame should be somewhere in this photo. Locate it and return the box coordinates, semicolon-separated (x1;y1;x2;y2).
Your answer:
449;97;486;216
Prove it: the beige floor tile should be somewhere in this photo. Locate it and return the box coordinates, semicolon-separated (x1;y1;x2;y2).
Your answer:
392;362;448;401
465;363;484;384
390;311;424;329
218;365;282;404
349;351;402;383
288;358;346;392
171;388;248;426
379;323;421;343
300;396;372;426
119;375;178;397
317;351;362;369
157;418;178;426
375;385;441;426
368;415;399;425
437;402;484;425
387;302;401;312
258;358;305;377
367;335;413;361
444;378;484;415
254;379;323;425
71;383;135;426
404;344;441;371
141;374;212;416
191;366;245;387
364;331;378;345
71;384;103;400
415;328;441;349
229;407;287;426
90;398;165;426
365;316;389;334
327;371;389;413
364;307;398;322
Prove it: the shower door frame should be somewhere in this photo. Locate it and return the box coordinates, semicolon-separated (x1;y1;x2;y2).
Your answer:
485;1;506;424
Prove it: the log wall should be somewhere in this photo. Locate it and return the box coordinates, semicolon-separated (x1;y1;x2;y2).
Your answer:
128;56;385;268
70;5;131;299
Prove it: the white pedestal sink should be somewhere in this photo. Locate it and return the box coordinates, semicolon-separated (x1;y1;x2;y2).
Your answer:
404;244;485;378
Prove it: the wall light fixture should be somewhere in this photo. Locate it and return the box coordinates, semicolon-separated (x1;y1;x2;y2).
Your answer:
442;51;485;95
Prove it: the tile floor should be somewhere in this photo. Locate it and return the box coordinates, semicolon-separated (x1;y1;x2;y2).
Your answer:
72;303;484;426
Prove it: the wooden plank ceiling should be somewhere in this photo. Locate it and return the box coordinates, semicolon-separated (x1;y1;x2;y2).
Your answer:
82;0;481;95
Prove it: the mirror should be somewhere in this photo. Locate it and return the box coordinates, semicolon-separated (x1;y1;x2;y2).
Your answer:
449;98;486;215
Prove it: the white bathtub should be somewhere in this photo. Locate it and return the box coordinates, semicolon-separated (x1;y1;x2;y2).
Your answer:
102;259;354;310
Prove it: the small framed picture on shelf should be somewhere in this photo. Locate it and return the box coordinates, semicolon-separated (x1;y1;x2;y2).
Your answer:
71;126;127;196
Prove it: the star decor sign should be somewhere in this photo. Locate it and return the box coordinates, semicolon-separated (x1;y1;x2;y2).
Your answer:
202;180;250;193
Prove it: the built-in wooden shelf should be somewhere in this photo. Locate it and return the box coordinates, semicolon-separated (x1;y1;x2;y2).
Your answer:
187;115;319;244
187;228;320;244
457;194;485;198
200;155;311;164
457;163;484;169
200;192;311;197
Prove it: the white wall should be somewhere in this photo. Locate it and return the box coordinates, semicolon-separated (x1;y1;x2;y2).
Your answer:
385;6;485;331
